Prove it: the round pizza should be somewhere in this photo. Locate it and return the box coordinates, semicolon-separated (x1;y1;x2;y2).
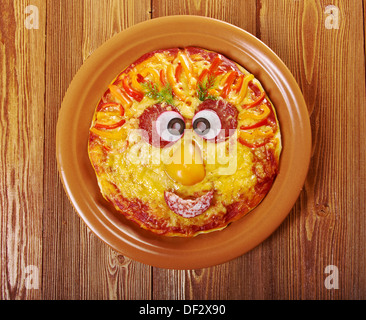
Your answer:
88;47;282;237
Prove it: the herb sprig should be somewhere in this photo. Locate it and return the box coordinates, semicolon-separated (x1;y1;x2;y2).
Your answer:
197;74;217;101
142;81;175;105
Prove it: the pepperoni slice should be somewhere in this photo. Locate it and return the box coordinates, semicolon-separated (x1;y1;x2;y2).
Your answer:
138;104;181;148
195;99;238;141
164;190;214;218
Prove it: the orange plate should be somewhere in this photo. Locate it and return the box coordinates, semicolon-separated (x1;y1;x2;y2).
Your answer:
56;16;311;269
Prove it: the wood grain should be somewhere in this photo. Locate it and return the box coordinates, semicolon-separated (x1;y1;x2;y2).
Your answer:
80;0;151;300
43;0;85;300
0;0;45;300
257;0;366;299
152;0;257;35
42;0;152;300
0;0;365;300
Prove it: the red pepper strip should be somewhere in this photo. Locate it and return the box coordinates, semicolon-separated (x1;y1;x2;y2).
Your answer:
221;71;237;98
103;145;112;152
175;63;183;82
243;92;266;109
209;55;222;74
233;74;244;93
94;119;126;130
248;81;262;97
240;118;268;130
97;102;122;113
238;137;268;149
95;103;125;129
160;69;166;87
122;76;144;102
197;56;222;83
198;68;209;83
137;74;145;83
213;69;225;76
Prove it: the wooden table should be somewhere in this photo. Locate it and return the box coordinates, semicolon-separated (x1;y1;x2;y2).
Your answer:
1;0;365;300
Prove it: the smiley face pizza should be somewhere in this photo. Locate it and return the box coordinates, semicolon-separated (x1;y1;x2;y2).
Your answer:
88;47;282;237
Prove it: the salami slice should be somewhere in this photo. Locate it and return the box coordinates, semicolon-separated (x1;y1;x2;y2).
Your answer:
164;190;214;218
196;99;238;141
138;104;180;148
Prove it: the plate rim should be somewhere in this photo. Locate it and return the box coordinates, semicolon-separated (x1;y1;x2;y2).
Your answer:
56;15;311;269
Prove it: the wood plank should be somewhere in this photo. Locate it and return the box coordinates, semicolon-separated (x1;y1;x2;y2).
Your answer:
151;0;258;300
152;0;257;35
82;0;151;61
0;0;46;300
364;0;366;57
43;0;85;300
44;0;152;300
80;0;151;300
258;0;366;299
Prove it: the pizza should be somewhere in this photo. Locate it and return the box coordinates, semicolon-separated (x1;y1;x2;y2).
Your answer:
88;47;282;237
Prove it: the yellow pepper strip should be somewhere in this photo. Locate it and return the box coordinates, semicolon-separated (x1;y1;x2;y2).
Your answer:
131;68;161;92
178;52;197;91
239;128;274;140
208;88;219;96
234;74;255;104
167;64;187;101
178;52;192;76
142;68;161;86
143;67;159;77
108;85;132;108
90;127;126;140
131;73;145;92
131;76;143;92
218;72;231;88
239;104;271;121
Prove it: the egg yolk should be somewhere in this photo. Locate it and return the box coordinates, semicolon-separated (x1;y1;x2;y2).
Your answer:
165;141;205;186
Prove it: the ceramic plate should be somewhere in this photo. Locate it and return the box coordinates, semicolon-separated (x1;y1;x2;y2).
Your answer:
56;16;311;269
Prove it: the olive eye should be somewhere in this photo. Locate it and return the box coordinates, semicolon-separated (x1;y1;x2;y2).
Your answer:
156;111;185;142
167;118;185;136
193;110;222;140
193;118;210;136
